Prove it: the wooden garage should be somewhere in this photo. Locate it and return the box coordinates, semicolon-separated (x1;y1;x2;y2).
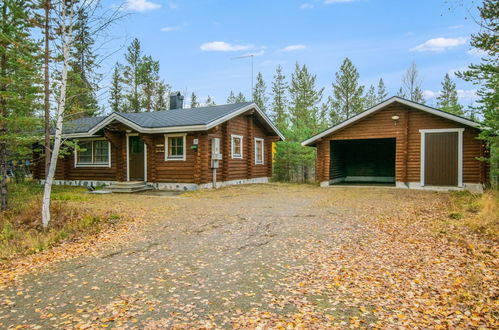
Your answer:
302;97;488;191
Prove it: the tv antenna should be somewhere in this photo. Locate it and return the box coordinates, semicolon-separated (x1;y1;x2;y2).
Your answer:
232;54;254;100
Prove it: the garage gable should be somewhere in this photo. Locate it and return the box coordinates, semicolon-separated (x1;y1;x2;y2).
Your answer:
302;97;480;146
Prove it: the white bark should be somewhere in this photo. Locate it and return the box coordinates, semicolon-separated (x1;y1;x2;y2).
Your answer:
42;2;74;229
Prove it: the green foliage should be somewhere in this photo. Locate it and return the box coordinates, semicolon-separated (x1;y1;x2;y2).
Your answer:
139;55;160;112
205;95;216;106
190;92;199;108
235;92;246;103
227;90;236;104
252;72;268;112
65;6;100;118
123;38;142;112
437;73;464;116
109;63;124;112
330;58;365;121
457;0;498;187
364;84;377;108
0;0;42;210
377;78;388;103
270;65;288;131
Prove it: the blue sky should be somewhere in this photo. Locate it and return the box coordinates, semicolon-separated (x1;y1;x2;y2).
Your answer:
99;0;483;109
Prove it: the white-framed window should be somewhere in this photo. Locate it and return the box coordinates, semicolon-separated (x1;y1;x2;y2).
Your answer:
165;134;186;161
75;139;111;167
231;135;243;159
254;138;264;165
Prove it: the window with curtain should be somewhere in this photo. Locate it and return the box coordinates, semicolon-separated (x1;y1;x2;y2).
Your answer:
76;140;110;166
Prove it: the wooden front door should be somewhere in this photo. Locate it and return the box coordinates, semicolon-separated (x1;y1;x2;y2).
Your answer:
424;132;458;186
128;136;145;181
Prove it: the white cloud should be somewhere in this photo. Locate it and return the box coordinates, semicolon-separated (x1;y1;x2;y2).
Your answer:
468;48;487;57
324;0;355;3
241;50;265;57
281;44;307;52
449;24;464;29
124;0;161;12
200;41;253;52
410;37;467;52
300;3;314;9
423;89;478;102
161;22;189;32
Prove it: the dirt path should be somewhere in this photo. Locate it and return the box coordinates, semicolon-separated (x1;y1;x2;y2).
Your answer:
0;184;496;328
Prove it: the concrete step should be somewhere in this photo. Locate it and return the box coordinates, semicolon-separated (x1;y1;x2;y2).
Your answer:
106;182;153;193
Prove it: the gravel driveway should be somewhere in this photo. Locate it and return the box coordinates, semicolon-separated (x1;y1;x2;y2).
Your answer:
0;184;496;328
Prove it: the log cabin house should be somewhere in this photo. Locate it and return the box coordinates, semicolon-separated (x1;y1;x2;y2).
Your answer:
302;97;488;192
33;94;284;192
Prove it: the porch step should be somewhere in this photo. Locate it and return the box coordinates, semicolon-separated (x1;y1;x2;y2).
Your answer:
106;181;153;193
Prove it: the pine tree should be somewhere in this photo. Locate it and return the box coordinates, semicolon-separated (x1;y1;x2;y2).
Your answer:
397;86;405;98
377;78;387;102
235;92;246;103
123;38;143;112
457;0;498;186
153;81;169;111
66;6;99;117
271;65;288;131
401;61;425;103
205;96;215;106
109;63;123;112
0;0;42;209
365;84;377;108
190;92;199;108
330;58;365;121
252;72;268;112
226;91;236;104
139;55;160;112
437;73;464;115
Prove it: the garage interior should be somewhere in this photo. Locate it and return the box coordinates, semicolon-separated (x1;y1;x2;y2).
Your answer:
329;138;396;185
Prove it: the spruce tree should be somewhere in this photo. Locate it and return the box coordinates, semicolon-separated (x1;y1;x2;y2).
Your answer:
457;0;498;185
401;61;425;103
205;96;216;106
437;73;464;115
0;0;41;209
271;65;288;131
365;84;377;108
66;6;99;117
330;58;365;121
109;63;123;112
235;92;246;103
377;78;388;102
190;92;199;108
252;72;268;112
288;63;325;137
227;91;236;104
123;38;143;112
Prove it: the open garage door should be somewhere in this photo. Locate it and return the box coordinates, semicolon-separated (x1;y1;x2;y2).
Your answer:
330;138;396;185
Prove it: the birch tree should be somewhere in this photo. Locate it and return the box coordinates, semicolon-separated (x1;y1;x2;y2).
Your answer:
42;0;75;228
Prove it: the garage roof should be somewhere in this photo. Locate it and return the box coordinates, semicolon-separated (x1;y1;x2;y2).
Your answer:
302;96;480;146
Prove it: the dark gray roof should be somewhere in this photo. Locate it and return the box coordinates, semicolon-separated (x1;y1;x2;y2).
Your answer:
118;102;253;128
62;102;254;134
62;116;107;134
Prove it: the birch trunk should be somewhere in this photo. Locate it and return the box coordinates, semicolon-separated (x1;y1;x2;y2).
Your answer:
42;2;73;228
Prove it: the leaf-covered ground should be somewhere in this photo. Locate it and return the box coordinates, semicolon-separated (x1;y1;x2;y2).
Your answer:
0;184;497;328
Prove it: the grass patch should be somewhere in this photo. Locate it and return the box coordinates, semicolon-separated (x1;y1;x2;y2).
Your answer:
447;189;499;239
0;181;126;262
